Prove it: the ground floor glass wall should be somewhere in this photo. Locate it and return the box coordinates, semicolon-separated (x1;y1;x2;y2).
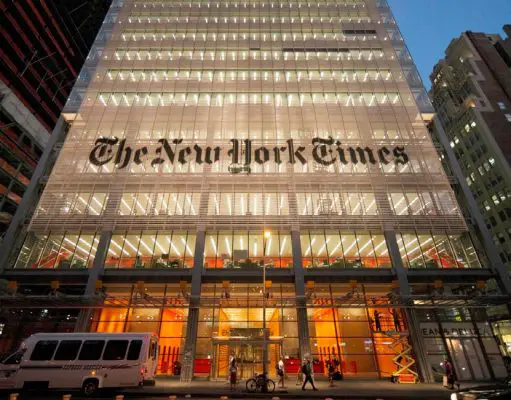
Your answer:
90;284;188;375
416;308;508;381
196;283;299;379
306;284;410;378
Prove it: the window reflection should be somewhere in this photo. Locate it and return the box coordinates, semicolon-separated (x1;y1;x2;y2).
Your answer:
397;232;481;269
15;232;98;269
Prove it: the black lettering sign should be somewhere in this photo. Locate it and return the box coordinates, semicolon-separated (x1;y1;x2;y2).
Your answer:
312;137;336;166
88;136;410;173
89;137;119;166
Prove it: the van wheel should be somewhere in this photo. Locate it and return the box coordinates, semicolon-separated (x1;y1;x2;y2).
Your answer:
82;378;99;397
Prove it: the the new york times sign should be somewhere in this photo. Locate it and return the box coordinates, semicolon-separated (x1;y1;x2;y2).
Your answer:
89;137;409;173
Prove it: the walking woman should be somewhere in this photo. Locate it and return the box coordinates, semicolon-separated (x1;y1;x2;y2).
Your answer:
229;357;238;391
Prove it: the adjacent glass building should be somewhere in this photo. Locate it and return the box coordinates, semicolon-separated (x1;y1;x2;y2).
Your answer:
2;0;511;383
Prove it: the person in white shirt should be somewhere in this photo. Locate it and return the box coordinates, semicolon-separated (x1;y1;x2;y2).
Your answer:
277;358;285;387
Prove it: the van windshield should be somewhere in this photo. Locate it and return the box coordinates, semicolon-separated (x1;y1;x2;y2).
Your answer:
2;350;25;365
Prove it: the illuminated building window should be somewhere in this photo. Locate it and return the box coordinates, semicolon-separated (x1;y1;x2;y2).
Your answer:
207;193;289;216
105;231;196;269
396;232;481;269
204;231;292;268
36;192;109;216
297;192;377;216
119;192;200;216
301;231;390;268
91;283;188;376
93;92;401;108
15;231;99;269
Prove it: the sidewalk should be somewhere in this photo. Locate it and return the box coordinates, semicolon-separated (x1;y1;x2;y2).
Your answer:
120;377;454;399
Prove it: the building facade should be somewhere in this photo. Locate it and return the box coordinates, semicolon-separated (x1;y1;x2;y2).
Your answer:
0;0;111;234
1;0;511;384
430;26;511;270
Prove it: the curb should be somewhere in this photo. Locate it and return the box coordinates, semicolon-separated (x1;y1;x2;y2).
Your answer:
117;391;450;399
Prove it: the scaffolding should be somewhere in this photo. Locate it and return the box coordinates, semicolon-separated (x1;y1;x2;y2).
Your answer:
0;291;508;309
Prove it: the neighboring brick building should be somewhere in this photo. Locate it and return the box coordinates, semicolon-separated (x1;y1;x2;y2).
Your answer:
430;25;511;270
0;0;111;234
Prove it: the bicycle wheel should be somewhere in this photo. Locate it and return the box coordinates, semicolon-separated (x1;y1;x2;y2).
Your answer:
266;379;276;393
246;378;258;392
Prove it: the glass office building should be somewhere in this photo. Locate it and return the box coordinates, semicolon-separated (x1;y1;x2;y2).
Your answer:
3;0;511;383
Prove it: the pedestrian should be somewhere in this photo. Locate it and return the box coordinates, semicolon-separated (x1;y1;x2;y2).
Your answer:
328;361;336;387
226;353;234;384
229;357;237;391
301;360;318;391
374;310;382;332
503;355;511;376
296;360;304;386
443;357;456;390
276;358;285;388
392;309;401;332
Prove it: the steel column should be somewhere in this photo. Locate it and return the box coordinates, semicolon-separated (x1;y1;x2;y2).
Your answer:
74;230;112;332
292;230;310;360
180;229;205;382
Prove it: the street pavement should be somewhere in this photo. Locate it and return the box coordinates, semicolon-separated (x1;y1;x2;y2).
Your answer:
4;378;457;400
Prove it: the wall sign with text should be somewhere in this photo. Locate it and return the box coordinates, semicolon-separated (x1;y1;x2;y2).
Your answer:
89;136;409;174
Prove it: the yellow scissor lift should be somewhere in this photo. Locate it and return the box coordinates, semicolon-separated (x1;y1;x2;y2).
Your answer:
379;329;419;384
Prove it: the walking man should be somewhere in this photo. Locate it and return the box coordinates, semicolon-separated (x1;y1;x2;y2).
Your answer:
328;360;336;387
301;360;318;391
374;310;382;332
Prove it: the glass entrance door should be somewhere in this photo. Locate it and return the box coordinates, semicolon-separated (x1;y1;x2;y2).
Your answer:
447;338;490;380
212;340;282;380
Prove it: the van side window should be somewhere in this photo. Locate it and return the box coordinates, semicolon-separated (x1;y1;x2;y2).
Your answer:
54;340;82;361
103;340;128;360
127;340;142;360
30;340;58;361
3;350;25;365
78;340;105;360
150;341;157;359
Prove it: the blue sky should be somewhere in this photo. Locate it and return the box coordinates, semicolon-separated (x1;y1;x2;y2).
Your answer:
388;0;511;88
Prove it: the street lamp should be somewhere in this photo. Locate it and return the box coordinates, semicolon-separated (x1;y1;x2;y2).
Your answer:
262;230;271;390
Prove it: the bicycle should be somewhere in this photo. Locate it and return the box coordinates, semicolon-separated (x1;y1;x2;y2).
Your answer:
246;372;276;393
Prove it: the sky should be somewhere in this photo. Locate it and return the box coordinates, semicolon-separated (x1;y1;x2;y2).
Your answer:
388;0;511;88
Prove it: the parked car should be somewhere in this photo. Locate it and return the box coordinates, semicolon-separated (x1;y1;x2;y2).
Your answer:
450;378;511;400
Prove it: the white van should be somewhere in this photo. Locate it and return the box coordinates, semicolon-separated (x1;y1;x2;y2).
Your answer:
0;332;158;396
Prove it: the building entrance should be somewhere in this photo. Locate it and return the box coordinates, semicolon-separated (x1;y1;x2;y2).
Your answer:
211;338;283;380
446;338;490;380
